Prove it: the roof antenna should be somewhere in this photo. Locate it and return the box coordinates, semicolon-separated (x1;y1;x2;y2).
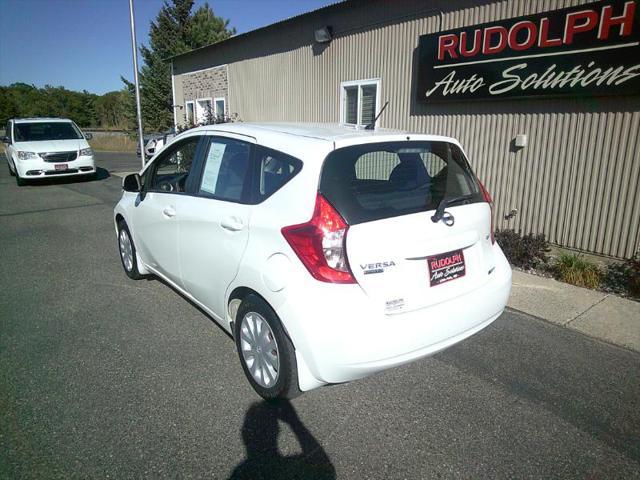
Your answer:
364;101;389;130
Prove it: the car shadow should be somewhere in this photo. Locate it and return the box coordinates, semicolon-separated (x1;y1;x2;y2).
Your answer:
148;275;235;339
21;167;110;186
228;399;336;480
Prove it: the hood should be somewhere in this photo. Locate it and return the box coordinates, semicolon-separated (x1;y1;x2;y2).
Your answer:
13;139;90;153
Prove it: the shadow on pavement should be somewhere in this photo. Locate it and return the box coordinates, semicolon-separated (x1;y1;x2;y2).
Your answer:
229;399;336;480
148;275;236;339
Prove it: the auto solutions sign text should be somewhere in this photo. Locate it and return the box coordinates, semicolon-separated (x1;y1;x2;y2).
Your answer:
416;0;640;101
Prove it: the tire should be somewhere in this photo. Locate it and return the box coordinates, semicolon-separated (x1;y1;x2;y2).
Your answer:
8;162;15;176
117;220;144;280
16;172;25;186
234;294;302;400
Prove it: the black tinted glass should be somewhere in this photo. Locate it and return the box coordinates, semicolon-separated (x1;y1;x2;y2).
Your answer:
14;122;83;141
253;146;302;202
320;141;482;224
149;137;199;193
199;137;251;202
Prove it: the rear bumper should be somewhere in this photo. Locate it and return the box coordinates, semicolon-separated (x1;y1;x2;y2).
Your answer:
278;243;512;385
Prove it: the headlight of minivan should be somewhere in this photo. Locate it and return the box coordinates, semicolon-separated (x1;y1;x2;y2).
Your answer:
17;151;38;160
79;147;93;157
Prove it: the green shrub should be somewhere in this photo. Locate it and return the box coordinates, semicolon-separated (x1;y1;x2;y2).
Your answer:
553;254;601;289
604;251;640;298
494;229;549;270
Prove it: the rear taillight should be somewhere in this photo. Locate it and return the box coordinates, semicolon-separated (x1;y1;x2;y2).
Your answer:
478;180;495;244
281;194;356;284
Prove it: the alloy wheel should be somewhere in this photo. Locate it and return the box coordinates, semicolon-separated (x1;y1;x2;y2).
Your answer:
239;312;280;388
119;229;134;272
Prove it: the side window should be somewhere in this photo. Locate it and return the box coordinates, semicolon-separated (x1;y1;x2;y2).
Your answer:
199;137;251;202
148;136;200;193
5;122;10;141
185;101;195;125
254;146;302;202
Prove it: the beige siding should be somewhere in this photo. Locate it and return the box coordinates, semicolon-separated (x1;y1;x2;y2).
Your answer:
174;0;640;259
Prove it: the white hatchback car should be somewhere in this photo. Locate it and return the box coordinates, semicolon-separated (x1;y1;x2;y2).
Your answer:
114;123;511;399
3;118;96;185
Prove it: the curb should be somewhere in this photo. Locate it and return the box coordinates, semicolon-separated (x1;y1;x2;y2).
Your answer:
507;270;639;353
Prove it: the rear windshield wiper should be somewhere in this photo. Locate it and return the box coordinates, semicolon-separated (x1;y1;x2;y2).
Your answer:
431;194;473;223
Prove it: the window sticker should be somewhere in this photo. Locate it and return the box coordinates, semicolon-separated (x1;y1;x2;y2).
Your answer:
200;142;227;194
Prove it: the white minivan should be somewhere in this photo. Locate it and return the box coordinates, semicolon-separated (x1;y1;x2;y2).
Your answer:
3;118;96;185
113;123;512;399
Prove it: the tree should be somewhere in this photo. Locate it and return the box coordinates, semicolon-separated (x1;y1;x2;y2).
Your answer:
0;83;129;129
0;87;20;126
123;0;235;133
94;90;133;129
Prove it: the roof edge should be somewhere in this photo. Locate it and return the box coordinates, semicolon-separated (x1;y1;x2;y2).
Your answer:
166;0;349;62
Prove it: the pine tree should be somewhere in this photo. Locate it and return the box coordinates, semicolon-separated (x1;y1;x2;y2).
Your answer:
123;0;234;133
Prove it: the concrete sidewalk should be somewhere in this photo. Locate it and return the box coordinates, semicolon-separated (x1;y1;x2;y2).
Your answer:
508;270;640;353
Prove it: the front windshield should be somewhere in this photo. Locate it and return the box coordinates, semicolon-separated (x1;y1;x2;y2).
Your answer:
14;122;83;142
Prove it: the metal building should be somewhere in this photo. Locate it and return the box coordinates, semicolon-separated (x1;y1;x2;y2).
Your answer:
170;0;640;259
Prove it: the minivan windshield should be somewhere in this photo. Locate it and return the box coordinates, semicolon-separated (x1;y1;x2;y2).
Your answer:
320;141;482;224
13;122;84;142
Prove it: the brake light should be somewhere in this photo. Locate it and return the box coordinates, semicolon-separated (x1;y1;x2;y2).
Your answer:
281;194;356;283
478;180;495;244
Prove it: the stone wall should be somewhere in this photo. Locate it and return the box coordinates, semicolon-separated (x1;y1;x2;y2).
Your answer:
182;65;228;100
177;65;229;125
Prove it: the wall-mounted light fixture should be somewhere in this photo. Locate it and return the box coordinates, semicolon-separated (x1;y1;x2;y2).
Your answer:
314;26;333;43
514;134;527;148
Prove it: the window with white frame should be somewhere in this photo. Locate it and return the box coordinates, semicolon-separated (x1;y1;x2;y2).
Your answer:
340;79;380;127
196;98;212;123
214;97;226;119
185;101;195;125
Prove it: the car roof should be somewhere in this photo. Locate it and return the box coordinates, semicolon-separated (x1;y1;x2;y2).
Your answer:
188;122;460;151
12;118;74;123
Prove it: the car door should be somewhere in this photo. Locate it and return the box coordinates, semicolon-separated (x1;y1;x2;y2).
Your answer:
130;134;203;287
4;121;14;168
176;134;254;320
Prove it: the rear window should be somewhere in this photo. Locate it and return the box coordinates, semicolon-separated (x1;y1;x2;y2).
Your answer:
319;141;482;224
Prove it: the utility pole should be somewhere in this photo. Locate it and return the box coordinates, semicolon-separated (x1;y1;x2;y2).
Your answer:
128;0;145;168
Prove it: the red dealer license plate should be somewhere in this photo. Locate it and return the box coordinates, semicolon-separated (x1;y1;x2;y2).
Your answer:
54;164;68;171
428;249;466;287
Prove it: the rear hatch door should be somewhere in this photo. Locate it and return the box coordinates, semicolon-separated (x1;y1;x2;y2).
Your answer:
320;140;495;313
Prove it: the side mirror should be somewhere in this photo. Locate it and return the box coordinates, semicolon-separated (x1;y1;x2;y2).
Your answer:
84;132;93;140
123;173;142;192
2;136;10;144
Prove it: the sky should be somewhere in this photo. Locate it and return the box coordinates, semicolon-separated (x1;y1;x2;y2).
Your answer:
0;0;337;95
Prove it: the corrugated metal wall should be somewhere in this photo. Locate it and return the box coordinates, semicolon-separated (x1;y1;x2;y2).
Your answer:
174;0;640;259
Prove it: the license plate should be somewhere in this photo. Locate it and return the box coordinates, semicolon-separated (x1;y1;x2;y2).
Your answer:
428;249;466;287
54;164;68;171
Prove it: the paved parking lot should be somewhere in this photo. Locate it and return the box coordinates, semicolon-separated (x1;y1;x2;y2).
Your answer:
1;152;639;479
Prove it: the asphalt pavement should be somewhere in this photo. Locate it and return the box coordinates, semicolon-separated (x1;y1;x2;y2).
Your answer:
1;152;639;479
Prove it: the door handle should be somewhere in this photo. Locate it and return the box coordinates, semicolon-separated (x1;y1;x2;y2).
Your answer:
162;206;176;218
221;216;244;232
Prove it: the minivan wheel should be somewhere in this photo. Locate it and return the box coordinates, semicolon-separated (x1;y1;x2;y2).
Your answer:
15;173;25;186
235;294;301;400
8;163;15;176
117;221;144;280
